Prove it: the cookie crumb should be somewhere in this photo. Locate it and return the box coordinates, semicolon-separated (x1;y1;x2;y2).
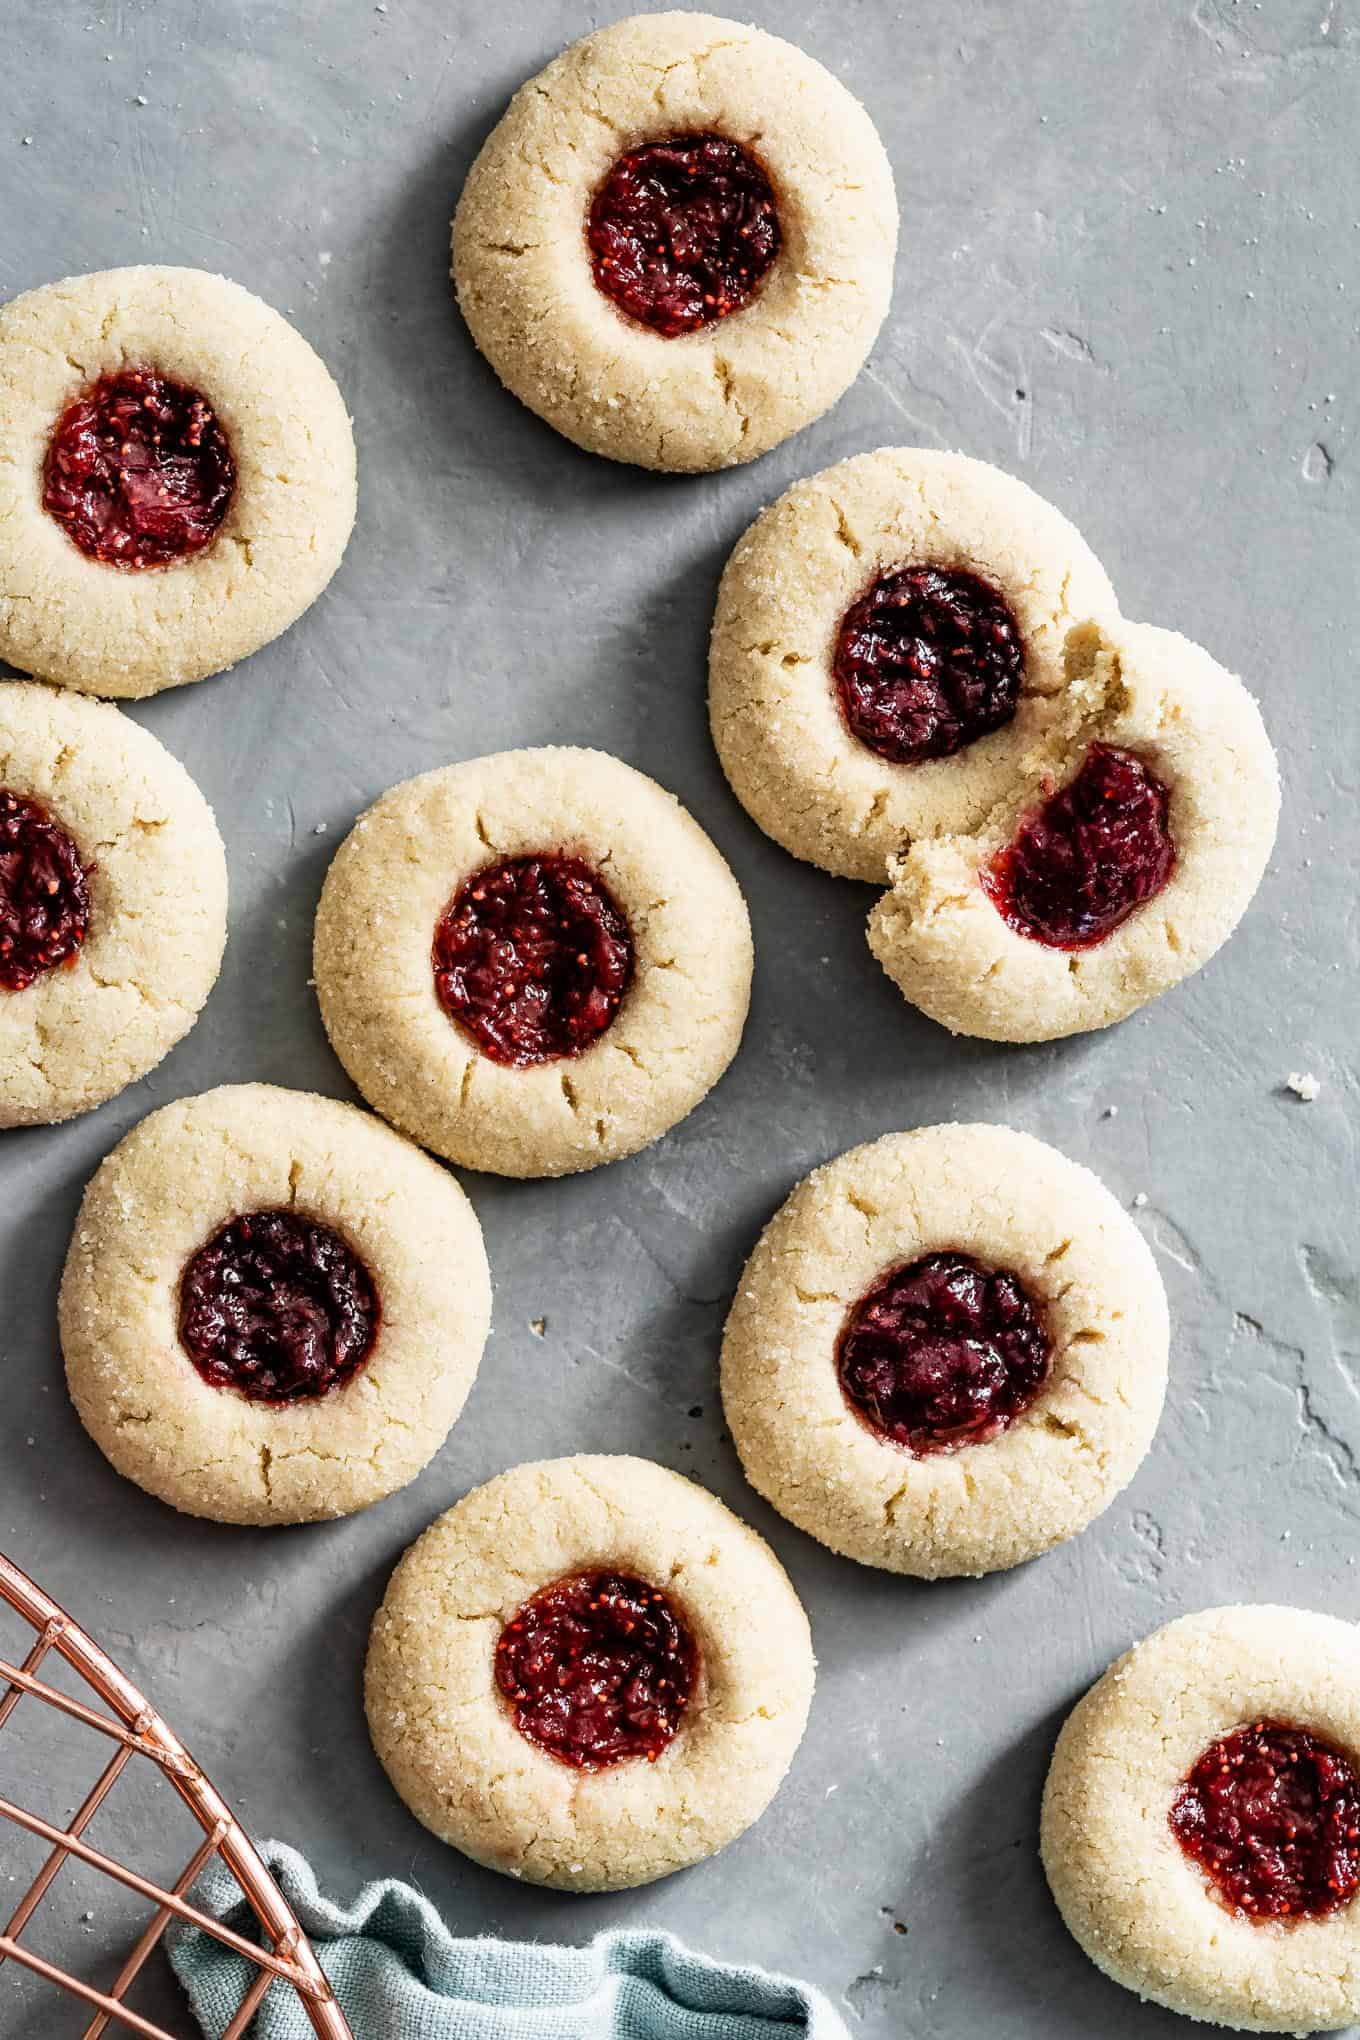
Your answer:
529;1317;546;1338
1286;1070;1320;1102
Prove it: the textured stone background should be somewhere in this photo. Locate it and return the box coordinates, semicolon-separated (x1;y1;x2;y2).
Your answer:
1;1;1356;2033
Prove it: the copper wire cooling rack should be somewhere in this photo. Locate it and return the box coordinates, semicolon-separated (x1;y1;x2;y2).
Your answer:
0;1551;351;2039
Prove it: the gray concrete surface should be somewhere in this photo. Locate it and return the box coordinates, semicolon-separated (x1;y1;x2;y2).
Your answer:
0;1;1356;2033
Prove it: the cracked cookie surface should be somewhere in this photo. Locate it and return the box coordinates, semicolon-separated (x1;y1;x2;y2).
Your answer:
0;266;355;696
721;1123;1168;1577
709;446;1117;880
60;1083;491;1525
313;746;753;1178
0;681;226;1126
451;12;897;471
867;616;1281;1040
365;1454;815;1889
1043;1605;1360;2032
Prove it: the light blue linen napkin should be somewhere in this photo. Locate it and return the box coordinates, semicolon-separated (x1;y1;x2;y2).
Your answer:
170;1842;850;2040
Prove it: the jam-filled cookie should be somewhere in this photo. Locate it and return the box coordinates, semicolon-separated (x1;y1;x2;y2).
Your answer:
452;13;896;471
60;1085;491;1525
0;267;355;696
721;1123;1168;1578
1043;1605;1360;2032
867;617;1280;1040
313;747;753;1178
366;1454;814;1890
710;447;1117;880
0;681;226;1126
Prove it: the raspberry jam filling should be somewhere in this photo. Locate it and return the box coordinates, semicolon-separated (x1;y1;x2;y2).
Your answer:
834;566;1025;765
433;853;633;1069
588;132;780;337
1170;1722;1360;1921
837;1251;1052;1456
495;1570;697;1769
983;742;1176;949
0;792;91;993
43;366;235;569
178;1210;379;1405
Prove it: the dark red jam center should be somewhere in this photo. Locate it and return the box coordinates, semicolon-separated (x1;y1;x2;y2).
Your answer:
982;742;1176;950
178;1210;379;1405
433;853;633;1069
43;367;235;569
834;566;1025;766
837;1251;1051;1456
0;791;91;993
1170;1722;1360;1921
588;132;780;337
495;1570;697;1769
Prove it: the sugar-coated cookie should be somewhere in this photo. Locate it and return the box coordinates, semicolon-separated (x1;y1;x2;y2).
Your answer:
60;1085;491;1526
0;681;226;1125
452;13;896;471
314;747;752;1178
710;447;1117;880
722;1123;1168;1578
366;1454;815;1890
1043;1605;1360;2032
0;267;355;696
867;617;1280;1040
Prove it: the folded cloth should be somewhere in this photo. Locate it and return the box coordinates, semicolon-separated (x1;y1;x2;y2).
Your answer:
170;1842;850;2040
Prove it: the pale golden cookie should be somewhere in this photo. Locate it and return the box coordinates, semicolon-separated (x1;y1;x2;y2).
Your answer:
313;747;753;1178
452;13;896;471
0;266;356;696
868;616;1280;1041
61;1084;491;1526
1043;1605;1360;2032
0;681;226;1126
722;1123;1168;1578
710;447;1117;880
366;1455;815;1890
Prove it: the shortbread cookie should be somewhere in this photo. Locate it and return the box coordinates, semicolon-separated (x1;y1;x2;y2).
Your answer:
452;13;896;471
710;448;1117;880
0;267;356;696
0;681;226;1126
314;747;752;1177
60;1085;491;1525
1043;1605;1360;2032
721;1123;1168;1578
868;615;1280;1040
366;1454;814;1890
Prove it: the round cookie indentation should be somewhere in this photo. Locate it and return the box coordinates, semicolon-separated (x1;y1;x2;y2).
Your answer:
60;1084;492;1525
587;132;780;337
0;682;226;1128
43;367;236;570
178;1209;380;1405
432;852;633;1068
837;1251;1052;1456
0;789;91;992
709;447;1118;881
982;742;1176;950
452;13;897;472
834;565;1024;766
1171;1720;1360;1923
0;266;356;697
314;747;752;1179
1042;1605;1360;2033
366;1455;814;1890
721;1123;1169;1578
495;1569;697;1769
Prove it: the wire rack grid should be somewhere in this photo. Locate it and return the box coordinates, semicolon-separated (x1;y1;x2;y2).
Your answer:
0;1550;352;2039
